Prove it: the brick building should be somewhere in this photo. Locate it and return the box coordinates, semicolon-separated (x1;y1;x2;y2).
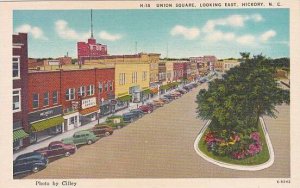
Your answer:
13;33;30;150
77;38;108;64
27;71;63;143
27;68;115;142
173;62;184;82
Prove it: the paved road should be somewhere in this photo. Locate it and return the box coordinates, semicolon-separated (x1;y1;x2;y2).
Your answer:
25;83;290;178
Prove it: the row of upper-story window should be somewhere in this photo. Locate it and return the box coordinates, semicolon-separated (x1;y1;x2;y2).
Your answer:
32;82;114;109
119;72;147;85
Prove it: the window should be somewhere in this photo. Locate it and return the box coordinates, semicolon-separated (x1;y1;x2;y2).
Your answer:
104;82;108;91
142;71;147;81
98;82;103;93
53;91;58;104
13;89;21;112
66;88;75;101
109;81;113;91
13;56;20;79
119;73;126;85
132;72;138;83
78;86;86;97
87;85;95;96
33;93;39;109
43;92;49;106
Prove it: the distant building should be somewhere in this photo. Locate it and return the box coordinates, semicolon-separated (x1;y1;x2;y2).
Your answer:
77;38;108;64
215;59;241;72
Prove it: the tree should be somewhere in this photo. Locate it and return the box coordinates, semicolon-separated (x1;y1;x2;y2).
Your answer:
196;54;290;132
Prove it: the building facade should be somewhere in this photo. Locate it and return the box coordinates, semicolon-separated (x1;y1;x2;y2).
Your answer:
114;62;150;106
27;68;115;142
216;59;241;72
13;33;30;150
77;38;108;64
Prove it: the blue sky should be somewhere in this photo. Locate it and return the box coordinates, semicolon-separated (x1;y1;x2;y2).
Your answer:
13;9;289;59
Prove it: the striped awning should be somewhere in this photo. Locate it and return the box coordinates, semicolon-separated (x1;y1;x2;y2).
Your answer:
31;116;64;132
13;129;29;142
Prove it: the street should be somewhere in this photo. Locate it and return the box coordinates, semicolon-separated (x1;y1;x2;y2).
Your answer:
24;82;290;178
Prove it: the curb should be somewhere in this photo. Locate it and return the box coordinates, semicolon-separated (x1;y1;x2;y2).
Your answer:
194;117;275;171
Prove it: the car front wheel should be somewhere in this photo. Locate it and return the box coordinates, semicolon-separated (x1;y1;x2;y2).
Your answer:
104;132;110;136
87;140;93;145
32;165;40;173
147;110;151;114
65;151;71;157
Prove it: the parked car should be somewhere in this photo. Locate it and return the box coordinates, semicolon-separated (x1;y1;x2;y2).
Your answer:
105;115;127;129
152;99;165;107
159;97;171;104
91;124;114;137
61;130;99;145
164;94;177;100
34;141;76;158
130;109;144;118
176;89;187;94
171;91;182;98
138;104;154;114
13;152;48;176
122;112;140;123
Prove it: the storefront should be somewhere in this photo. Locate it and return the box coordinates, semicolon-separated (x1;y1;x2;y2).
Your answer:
63;111;80;132
99;99;111;117
13;128;29;151
28;106;64;143
129;86;141;103
141;88;150;103
115;95;131;111
79;97;99;125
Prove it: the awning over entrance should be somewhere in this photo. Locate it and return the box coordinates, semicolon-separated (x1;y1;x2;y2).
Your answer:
117;95;132;102
79;106;99;116
142;89;151;95
31;116;64;132
13;129;29;142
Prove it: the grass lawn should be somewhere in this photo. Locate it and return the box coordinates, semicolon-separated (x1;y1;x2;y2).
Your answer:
198;121;270;165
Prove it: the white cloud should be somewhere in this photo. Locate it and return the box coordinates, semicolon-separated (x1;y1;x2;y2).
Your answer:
260;30;276;42
202;14;263;33
55;20;90;41
16;24;48;40
170;25;200;40
55;20;122;42
98;31;122;41
236;34;256;45
205;31;235;42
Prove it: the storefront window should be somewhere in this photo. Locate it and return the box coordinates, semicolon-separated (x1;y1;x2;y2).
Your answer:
13;89;21;112
13;139;23;149
43;92;49;106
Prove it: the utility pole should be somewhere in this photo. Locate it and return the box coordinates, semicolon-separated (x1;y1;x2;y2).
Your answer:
135;41;137;54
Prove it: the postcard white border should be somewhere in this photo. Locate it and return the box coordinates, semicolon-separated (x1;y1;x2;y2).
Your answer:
0;0;299;188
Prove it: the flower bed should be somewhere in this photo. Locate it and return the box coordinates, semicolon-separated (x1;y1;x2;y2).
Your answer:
198;121;270;165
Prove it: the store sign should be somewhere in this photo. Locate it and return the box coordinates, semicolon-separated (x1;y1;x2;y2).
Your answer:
29;106;63;123
82;97;96;109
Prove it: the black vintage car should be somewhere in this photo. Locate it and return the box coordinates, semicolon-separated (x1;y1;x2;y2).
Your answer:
122;109;144;123
13;152;48;176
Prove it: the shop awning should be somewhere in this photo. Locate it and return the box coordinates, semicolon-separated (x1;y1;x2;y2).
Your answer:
31;116;64;132
142;89;151;95
79;106;99;116
13;129;29;142
150;88;158;94
117;95;132;102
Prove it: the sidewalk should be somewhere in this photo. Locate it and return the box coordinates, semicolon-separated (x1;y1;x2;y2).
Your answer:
13;84;186;160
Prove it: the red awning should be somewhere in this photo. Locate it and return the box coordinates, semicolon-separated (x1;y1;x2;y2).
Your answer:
79;106;99;116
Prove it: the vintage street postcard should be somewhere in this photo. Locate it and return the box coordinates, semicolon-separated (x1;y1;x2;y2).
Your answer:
0;0;299;188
